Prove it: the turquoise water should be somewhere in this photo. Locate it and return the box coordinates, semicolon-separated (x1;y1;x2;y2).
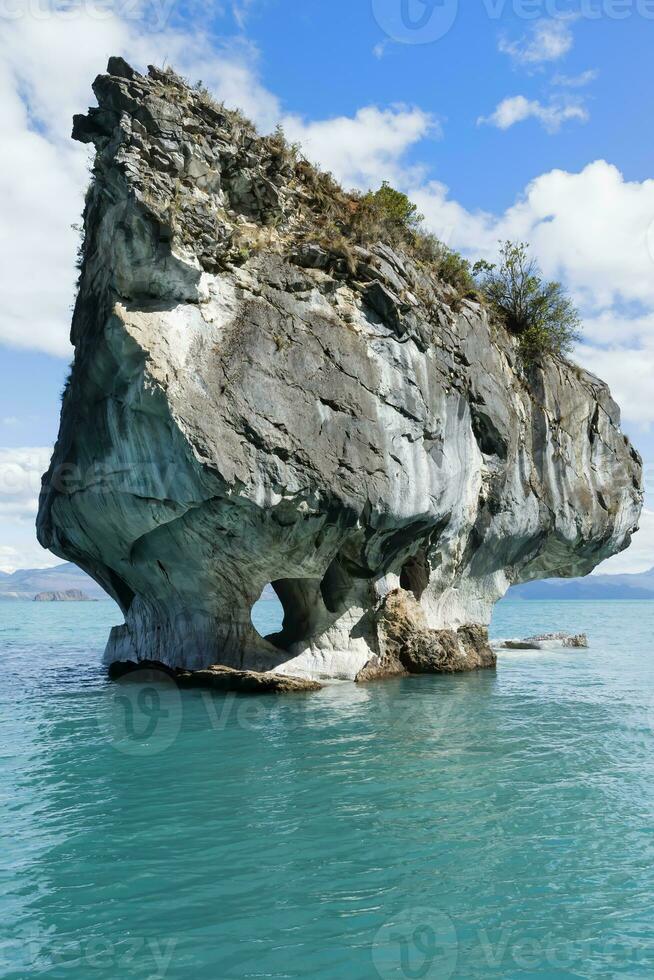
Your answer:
2;599;654;979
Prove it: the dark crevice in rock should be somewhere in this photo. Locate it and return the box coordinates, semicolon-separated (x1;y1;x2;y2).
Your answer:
470;404;508;459
399;550;430;601
102;566;136;613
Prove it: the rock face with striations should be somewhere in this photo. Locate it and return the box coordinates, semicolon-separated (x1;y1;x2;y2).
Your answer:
37;59;643;681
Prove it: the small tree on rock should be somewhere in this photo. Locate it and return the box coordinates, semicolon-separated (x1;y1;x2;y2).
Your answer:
475;241;581;359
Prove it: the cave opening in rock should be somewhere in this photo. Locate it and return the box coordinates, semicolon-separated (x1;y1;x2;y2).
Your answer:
250;577;328;652
400;550;430;600
250;583;284;644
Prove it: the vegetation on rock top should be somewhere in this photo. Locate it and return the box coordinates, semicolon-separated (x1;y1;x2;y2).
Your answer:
255;117;583;362
82;62;583;365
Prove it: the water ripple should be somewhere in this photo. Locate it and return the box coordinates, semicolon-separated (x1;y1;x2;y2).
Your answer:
1;600;654;978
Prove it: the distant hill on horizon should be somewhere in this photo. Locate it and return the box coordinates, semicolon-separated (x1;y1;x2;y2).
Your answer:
507;566;654;600
1;561;653;603
0;563;107;600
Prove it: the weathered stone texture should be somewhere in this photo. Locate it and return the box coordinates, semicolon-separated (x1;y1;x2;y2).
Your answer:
37;61;643;681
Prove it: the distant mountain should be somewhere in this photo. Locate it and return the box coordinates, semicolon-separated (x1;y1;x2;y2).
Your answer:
2;562;652;603
0;563;107;600
507;567;654;600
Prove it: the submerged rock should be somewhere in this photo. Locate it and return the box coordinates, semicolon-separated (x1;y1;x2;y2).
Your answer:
37;60;642;682
494;633;589;651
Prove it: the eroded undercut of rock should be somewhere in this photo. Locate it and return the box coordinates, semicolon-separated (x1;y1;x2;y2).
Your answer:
37;59;643;683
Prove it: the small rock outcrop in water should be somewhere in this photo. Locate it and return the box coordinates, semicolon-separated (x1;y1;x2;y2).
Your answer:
494;632;589;650
33;589;95;602
37;59;642;682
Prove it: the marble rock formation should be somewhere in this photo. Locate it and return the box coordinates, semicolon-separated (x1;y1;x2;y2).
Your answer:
37;59;643;681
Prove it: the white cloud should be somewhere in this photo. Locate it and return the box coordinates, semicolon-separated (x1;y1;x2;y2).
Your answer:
596;509;654;575
574;343;654;428
499;18;574;67
579;310;654;348
0;59;88;357
0;447;52;515
411;160;654;432
0;446;58;572
0;7;436;360
411;161;654;312
478;95;588;132
230;0;268;29
0;544;61;574
283;105;436;190
570;318;654;427
0;12;136;359
552;69;599;88
232;0;252;28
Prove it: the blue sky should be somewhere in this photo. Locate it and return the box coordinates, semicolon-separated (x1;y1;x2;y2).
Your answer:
1;0;653;571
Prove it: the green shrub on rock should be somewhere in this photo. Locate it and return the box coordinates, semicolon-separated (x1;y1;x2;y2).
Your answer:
351;185;475;296
474;241;581;359
412;232;477;296
359;181;423;240
302;175;579;362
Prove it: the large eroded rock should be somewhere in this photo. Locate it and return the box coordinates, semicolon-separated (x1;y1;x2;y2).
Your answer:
37;59;643;681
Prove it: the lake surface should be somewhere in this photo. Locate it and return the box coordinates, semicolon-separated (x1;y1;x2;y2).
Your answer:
1;598;654;979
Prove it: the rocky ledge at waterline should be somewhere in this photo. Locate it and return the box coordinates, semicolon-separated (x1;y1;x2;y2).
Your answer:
108;661;322;694
37;58;642;683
